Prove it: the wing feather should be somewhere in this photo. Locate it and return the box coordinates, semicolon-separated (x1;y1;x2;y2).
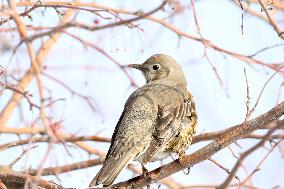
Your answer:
142;98;193;163
90;90;156;187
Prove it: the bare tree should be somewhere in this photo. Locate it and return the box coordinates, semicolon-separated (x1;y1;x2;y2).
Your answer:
0;0;283;188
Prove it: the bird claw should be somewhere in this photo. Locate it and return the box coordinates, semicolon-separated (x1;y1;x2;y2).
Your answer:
177;153;192;175
142;165;149;178
183;167;191;175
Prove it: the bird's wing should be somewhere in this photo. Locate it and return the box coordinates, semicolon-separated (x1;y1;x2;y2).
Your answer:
89;109;126;187
89;94;156;187
142;98;193;164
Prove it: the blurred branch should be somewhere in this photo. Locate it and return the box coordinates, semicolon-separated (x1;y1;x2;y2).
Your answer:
248;71;278;117
249;0;284;10
0;82;40;109
244;68;251;121
63;31;138;87
112;101;284;188
208;158;240;182
22;158;104;176
42;72;96;111
0;1;283;188
0;165;63;189
146;10;282;73
0;134;110;152
6;1;282;74
239;139;281;188
192;120;284;144
0;127;46;135
190;0;225;93
234;0;284;42
15;1;167;47
233;0;268;23
216;123;283;189
0;4;76;126
1;123;282;151
1;105;282;188
7;0;56;141
9;145;38;168
258;0;284;40
183;183;260;189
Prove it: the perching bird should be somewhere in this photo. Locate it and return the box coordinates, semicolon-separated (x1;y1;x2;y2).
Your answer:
89;54;197;187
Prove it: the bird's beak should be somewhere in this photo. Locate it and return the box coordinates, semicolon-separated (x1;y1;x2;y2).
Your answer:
128;64;142;70
128;64;147;72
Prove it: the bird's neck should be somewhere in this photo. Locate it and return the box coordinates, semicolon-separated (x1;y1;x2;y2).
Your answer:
168;74;187;87
147;77;187;88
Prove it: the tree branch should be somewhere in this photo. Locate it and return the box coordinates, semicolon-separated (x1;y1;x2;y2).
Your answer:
111;101;284;188
258;0;284;40
22;158;104;176
0;166;63;189
216;123;283;189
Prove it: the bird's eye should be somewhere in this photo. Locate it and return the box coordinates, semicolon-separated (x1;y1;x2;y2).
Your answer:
152;64;160;70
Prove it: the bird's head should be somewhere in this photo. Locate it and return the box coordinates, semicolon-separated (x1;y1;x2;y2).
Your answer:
128;54;187;85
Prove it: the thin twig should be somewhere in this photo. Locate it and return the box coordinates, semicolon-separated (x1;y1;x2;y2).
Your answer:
42;72;96;111
244;67;251;121
208;158;240;182
9;145;38;167
249;71;278;117
190;0;224;89
22;158;104;176
239;139;283;187
258;0;284;40
15;1;167;48
216;124;282;189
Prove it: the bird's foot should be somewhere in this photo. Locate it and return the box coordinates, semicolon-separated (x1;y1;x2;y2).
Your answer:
183;166;191;175
177;153;191;175
142;164;149;178
142;164;152;188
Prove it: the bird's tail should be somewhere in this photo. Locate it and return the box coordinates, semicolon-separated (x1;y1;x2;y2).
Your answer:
89;153;135;187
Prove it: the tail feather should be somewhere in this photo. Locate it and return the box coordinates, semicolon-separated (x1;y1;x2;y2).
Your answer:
89;153;135;187
102;155;132;186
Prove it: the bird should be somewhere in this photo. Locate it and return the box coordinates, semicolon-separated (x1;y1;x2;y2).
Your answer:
89;54;197;187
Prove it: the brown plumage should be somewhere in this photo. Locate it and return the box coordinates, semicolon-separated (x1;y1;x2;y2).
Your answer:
89;54;197;187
